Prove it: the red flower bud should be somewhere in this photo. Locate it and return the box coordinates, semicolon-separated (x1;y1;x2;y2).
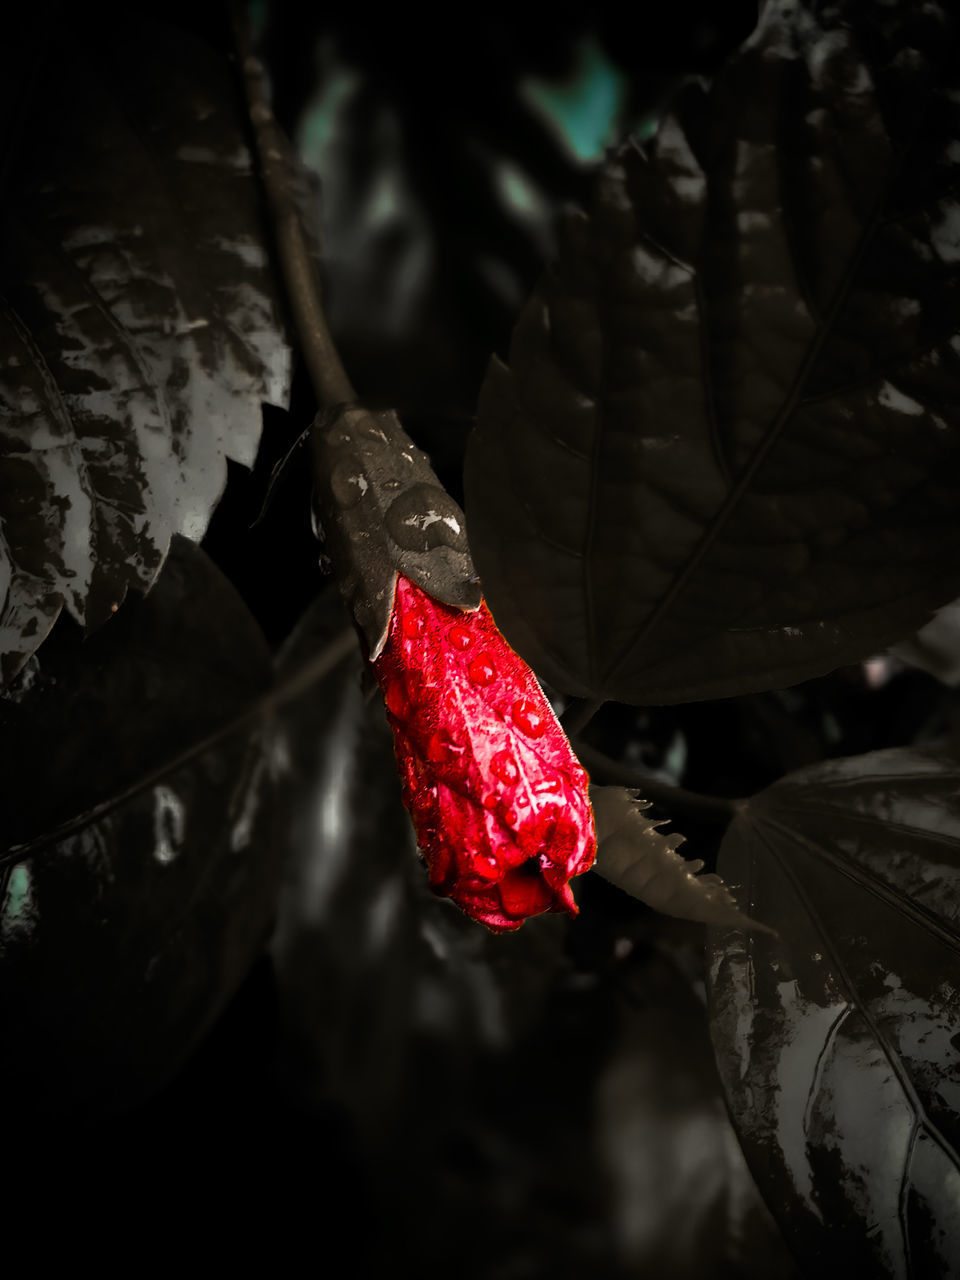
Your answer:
373;574;596;932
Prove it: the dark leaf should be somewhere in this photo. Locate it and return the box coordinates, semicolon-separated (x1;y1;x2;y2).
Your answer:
465;0;960;704
1;536;273;844
706;743;960;1278
0;14;292;681
270;588;796;1278
0;539;286;1115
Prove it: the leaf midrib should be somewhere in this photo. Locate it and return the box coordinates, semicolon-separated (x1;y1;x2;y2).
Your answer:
598;66;936;694
607;222;882;688
763;814;960;958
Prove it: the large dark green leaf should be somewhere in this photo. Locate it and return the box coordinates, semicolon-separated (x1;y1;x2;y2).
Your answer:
706;744;960;1278
465;0;960;704
0;540;286;1115
0;13;292;682
269;588;796;1278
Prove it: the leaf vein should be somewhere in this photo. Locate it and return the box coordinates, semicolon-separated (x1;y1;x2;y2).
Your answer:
756;820;960;1180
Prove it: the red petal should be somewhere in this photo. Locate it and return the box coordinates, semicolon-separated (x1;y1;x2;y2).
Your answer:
498;865;554;918
374;574;596;931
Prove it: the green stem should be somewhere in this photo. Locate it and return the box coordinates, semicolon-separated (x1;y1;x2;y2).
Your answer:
232;8;356;408
574;740;743;826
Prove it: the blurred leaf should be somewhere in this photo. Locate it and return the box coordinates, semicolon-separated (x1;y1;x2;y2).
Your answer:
262;3;756;417
589;938;800;1280
0;12;293;681
269;588;796;1277
520;36;628;163
707;743;960;1277
265;12;598;427
0;539;287;1115
465;0;960;704
591;784;766;930
892;597;960;687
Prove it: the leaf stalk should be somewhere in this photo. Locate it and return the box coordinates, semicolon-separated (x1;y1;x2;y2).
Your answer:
574;739;743;826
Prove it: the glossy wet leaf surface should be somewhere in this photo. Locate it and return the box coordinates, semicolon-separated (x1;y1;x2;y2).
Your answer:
465;0;960;704
269;587;796;1278
0;12;292;681
707;744;960;1278
0;540;286;1114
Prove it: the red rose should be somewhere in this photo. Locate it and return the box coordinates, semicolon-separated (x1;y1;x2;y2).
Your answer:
373;574;596;932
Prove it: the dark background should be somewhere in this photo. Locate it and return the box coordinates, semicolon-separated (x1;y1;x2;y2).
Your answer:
5;4;955;1274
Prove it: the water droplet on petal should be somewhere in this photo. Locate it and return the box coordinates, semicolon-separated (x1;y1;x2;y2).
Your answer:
448;624;473;650
427;733;465;770
511;698;546;738
483;793;498;810
467;654;497;686
385;681;409;719
491;750;519;785
402;611;427;639
503;807;517;826
471;851;500;881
